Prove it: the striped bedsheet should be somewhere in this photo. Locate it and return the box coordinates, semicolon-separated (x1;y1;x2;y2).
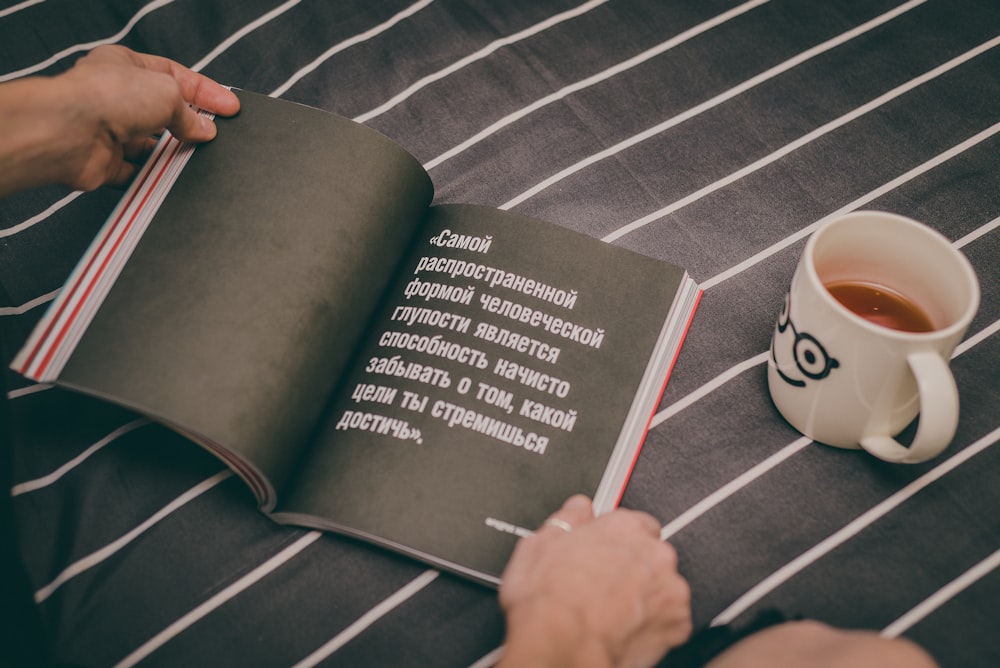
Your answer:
2;0;998;666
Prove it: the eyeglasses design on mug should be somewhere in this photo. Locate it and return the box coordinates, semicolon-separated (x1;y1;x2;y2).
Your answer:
771;293;840;388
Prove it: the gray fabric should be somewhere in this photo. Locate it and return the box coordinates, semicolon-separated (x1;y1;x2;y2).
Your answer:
2;0;998;666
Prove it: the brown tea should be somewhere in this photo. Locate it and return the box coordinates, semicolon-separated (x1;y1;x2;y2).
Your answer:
824;280;935;333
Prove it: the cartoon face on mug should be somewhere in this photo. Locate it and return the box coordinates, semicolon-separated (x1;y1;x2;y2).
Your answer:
770;293;839;388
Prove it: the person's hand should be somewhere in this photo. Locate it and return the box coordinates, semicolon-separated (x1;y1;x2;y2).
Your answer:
0;45;240;196
498;495;692;668
59;45;241;189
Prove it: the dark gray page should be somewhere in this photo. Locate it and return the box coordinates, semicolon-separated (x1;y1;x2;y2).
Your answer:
58;90;433;495
279;204;686;581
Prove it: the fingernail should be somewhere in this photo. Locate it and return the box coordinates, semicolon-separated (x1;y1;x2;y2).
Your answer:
200;116;218;139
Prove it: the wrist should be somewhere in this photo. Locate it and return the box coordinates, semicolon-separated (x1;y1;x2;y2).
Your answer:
500;598;615;668
0;70;103;196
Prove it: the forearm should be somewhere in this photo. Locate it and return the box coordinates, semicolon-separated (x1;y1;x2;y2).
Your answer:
0;73;101;197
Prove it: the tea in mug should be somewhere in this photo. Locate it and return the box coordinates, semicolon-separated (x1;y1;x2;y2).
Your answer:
824;280;935;333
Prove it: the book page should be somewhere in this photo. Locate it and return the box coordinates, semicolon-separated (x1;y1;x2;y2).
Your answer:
54;91;433;500
277;204;691;582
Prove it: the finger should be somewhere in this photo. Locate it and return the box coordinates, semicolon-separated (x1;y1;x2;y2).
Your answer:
165;101;219;144
538;494;594;536
601;507;663;540
128;50;240;116
641;573;693;644
626;508;664;537
122;135;160;163
105;159;138;188
85;46;240;117
640;540;679;582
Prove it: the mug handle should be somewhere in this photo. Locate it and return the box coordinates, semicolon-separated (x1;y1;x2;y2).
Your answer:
859;351;958;464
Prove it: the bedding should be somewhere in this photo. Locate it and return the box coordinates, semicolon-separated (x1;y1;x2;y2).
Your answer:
2;0;999;666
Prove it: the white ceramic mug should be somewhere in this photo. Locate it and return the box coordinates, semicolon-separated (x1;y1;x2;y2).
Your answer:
767;211;980;463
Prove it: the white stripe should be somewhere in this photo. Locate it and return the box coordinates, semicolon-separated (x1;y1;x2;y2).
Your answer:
603;35;1000;243
651;352;769;428
190;0;303;73
33;471;232;603
292;569;440;668
423;0;769;171
954;214;1000;249
0;0;45;19
0;0;178;82
881;548;1000;638
269;0;435;99
468;646;504;668
500;0;927;209
6;383;52;400
653;318;996;537
660;437;812;540
354;0;611;123
0;192;83;239
711;425;1000;626
699;121;1000;291
954;318;1000;358
0;289;58;316
10;418;150;496
114;531;323;668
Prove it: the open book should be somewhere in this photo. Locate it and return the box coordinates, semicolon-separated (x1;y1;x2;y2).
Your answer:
12;90;700;585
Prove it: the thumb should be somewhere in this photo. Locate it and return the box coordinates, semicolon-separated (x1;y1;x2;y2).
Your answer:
167;104;218;143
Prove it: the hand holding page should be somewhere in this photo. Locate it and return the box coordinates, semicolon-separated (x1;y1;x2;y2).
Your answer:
12;89;700;585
